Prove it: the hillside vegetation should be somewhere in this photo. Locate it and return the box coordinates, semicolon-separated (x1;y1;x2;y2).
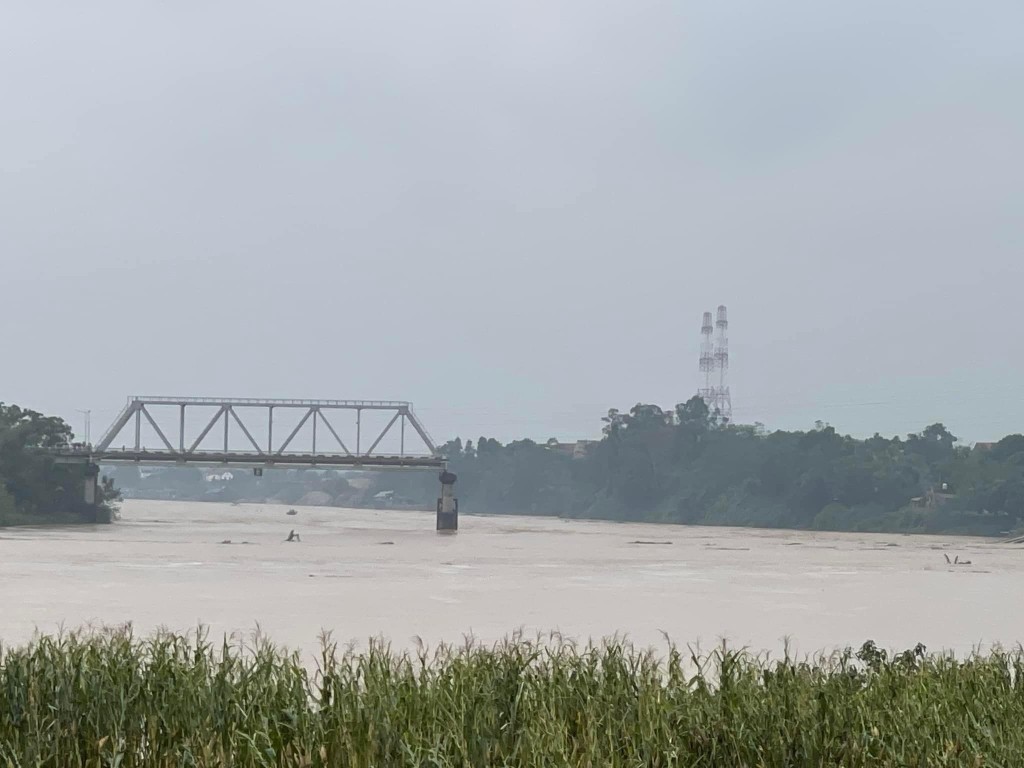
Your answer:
385;397;1024;536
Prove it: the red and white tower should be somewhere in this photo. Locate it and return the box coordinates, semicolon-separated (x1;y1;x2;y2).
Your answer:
696;305;733;422
713;305;732;421
698;311;715;403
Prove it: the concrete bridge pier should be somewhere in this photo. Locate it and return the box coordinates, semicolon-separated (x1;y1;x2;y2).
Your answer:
83;462;100;506
436;470;458;532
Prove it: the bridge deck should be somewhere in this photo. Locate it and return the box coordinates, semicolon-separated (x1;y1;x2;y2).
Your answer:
56;449;445;469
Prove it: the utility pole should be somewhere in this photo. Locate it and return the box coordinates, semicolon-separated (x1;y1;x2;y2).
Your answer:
76;409;91;446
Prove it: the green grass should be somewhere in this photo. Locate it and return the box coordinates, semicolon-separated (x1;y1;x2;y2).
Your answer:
1;628;1021;766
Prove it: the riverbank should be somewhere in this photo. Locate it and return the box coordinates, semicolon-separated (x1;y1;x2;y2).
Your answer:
0;626;1017;766
0;509;80;527
0;506;115;528
0;403;121;528
113;488;1013;538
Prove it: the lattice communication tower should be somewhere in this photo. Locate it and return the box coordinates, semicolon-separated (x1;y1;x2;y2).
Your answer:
698;311;715;403
696;305;732;421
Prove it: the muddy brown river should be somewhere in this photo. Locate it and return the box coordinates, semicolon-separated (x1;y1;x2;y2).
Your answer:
1;500;1020;658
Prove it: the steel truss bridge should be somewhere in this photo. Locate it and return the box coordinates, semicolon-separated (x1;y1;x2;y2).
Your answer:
61;396;446;469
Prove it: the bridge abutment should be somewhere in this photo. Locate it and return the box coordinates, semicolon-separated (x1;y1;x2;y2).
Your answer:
437;471;458;532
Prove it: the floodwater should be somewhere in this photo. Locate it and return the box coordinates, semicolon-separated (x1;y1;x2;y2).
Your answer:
1;500;1021;658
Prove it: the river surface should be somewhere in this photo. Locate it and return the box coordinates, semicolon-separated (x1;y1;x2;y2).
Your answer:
1;500;1021;658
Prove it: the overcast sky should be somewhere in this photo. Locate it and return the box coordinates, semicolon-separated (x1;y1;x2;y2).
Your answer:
2;1;1022;446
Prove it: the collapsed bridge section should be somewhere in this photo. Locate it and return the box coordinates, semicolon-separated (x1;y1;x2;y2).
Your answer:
58;396;458;530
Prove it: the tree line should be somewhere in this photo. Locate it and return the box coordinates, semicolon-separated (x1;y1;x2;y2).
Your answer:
379;397;1024;536
8;394;1024;537
0;403;119;525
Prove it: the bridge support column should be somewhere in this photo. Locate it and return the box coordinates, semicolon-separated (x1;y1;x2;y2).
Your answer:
436;471;458;532
83;462;99;506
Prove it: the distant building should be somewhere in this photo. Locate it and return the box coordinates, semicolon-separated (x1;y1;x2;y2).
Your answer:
545;441;576;456
973;442;997;452
572;440;596;459
910;488;957;509
545;440;596;460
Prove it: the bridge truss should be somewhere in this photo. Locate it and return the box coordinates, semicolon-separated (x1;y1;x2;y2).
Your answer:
77;396;445;469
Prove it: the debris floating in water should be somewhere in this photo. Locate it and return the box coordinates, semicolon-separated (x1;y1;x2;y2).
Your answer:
630;540;672;545
944;553;973;566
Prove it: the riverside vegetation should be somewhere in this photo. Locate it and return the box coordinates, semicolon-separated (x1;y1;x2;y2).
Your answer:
0;403;119;526
0;628;1021;766
384;397;1024;537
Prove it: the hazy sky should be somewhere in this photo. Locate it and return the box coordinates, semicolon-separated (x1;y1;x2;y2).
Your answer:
2;1;1022;446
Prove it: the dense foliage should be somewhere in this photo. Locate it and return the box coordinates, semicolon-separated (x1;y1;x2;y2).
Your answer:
0;403;119;525
380;397;1024;536
1;628;1021;766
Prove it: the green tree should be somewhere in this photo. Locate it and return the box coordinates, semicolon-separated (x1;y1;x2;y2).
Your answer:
0;403;119;525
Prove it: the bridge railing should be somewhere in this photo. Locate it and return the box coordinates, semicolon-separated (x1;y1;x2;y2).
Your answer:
128;396;414;409
89;447;438;459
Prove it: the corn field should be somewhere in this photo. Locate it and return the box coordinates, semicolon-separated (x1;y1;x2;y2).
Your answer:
1;628;1021;767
